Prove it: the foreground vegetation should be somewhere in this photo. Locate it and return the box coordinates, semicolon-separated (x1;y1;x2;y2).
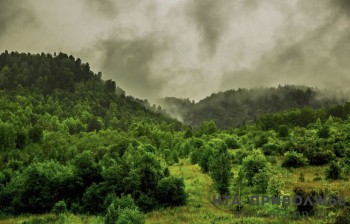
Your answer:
1;52;350;223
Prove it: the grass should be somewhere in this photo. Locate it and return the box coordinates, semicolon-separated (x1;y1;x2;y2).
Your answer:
1;158;347;223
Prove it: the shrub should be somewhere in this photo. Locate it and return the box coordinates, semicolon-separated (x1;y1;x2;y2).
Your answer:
308;150;335;165
51;200;67;214
252;168;270;194
156;177;187;207
325;161;341;180
105;195;145;224
224;136;239;149
261;143;280;156
278;125;289;138
318;125;330;138
313;176;322;181
240;150;268;186
282;151;308;168
267;175;284;197
335;208;350;224
116;208;145;224
293;187;317;214
255;134;268;148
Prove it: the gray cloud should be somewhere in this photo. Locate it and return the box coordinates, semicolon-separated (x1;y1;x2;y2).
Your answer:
220;0;350;93
83;0;117;18
0;0;35;39
96;34;162;98
0;0;349;101
187;0;230;56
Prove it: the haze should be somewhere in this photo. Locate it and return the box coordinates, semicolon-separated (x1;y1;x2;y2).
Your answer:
0;0;349;101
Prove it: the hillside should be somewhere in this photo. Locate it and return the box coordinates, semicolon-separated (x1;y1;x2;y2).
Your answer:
0;52;187;221
1;52;350;223
160;86;348;129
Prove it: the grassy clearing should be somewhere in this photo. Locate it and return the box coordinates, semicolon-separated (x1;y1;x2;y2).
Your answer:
146;159;345;224
0;213;103;224
1;159;346;223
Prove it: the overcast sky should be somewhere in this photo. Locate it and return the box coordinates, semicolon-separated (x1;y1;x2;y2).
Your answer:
0;0;349;101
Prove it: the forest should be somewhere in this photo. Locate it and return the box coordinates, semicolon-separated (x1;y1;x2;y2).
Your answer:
0;52;350;223
159;86;348;129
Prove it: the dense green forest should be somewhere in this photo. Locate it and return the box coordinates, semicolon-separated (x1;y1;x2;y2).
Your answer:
1;52;350;223
160;86;347;129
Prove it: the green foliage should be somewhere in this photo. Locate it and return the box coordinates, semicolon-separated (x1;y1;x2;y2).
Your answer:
198;145;213;173
105;195;145;224
293;187;317;214
51;200;67;214
252;168;270;194
335;208;350;224
198;120;217;136
278;125;289;137
156;177;187;207
0;121;16;150
267;175;284;197
325;161;341;180
2;51;350;222
28;125;43;143
282;151;308;168
318;125;330;138
209;151;232;195
240;150;268;186
2;161;75;214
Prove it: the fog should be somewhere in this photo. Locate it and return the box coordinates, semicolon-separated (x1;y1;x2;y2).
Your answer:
0;0;349;101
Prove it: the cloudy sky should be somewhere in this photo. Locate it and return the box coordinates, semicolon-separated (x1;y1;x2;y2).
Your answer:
0;0;349;100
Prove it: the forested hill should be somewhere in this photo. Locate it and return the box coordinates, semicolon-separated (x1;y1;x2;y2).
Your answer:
160;86;348;129
0;51;188;217
0;51;181;131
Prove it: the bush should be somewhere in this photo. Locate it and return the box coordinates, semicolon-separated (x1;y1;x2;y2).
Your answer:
233;150;250;164
240;150;268;186
278;125;289;138
313;176;322;181
318;125;330;138
252;168;270;194
261;143;280;156
325;161;341;180
335;208;350;224
224;136;239;149
282;151;308;168
293;187;317;214
267;175;284;197
116;208;145;224
51;200;67;214
156;177;187;207
308;150;335;165
105;195;145;224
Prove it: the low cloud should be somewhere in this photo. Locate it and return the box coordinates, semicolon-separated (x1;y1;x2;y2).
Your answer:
0;0;349;101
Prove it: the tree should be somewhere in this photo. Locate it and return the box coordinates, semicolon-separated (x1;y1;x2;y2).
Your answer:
209;148;232;195
278;125;289;138
105;79;116;93
198;120;217;136
87;117;103;132
240;150;268;186
0;121;16;150
282;151;308;168
318;125;330;138
105;195;145;224
325;161;341;180
73;150;102;187
156;177;187;207
51;200;67;214
28;125;43;143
